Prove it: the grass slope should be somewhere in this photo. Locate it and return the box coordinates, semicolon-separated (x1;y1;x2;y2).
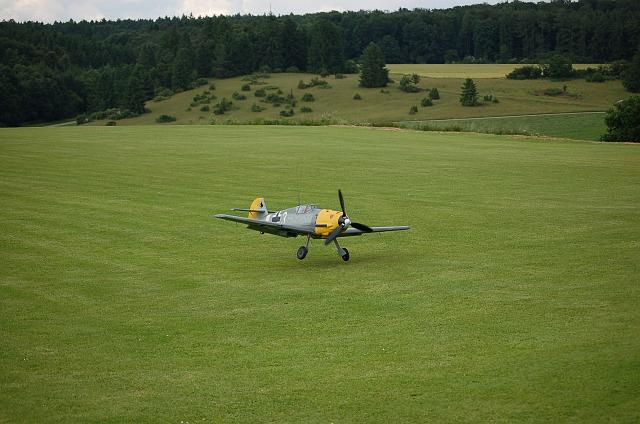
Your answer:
1;126;639;422
402;112;608;141
93;69;628;131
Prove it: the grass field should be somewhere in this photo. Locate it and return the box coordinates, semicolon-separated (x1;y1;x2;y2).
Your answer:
90;70;628;133
387;64;601;79
401;112;608;141
1;126;639;422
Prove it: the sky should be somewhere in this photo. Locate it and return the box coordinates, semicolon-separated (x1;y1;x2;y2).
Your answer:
1;0;520;23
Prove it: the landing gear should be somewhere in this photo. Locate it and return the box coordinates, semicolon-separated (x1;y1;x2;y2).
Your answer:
341;248;350;262
297;235;311;260
333;239;350;262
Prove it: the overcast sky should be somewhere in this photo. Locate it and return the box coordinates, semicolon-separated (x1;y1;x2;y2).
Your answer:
1;0;524;23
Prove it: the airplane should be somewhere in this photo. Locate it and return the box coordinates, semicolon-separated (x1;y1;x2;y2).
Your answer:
215;190;410;261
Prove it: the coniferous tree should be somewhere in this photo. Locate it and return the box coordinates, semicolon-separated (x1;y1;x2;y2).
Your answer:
171;48;194;90
460;78;479;106
359;42;389;88
307;20;344;74
124;65;149;114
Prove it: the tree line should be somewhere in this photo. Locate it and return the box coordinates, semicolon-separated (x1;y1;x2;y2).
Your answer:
1;0;639;126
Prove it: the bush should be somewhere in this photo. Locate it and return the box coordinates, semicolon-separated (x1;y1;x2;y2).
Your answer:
213;98;233;115
586;72;605;83
209;83;216;90
264;93;286;104
421;97;433;107
251;104;266;112
335;73;345;79
492;98;500;103
319;68;329;77
232;91;246;101
543;55;574;79
154;87;175;101
429;88;440;100
344;59;359;74
156;114;176;123
353;93;362;100
241;83;251;91
601;96;640;142
606;60;627;78
298;78;328;89
280;108;295;117
483;94;493;102
76;114;89;125
200;105;210;112
300;106;313;113
106;121;117;126
506;65;542;80
156;87;174;97
89;108;140;121
254;88;266;97
301;93;315;102
409;105;418;115
192;92;215;107
286;66;300;73
399;74;420;92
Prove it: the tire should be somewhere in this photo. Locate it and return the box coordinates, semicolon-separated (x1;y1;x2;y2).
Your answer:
297;246;308;260
341;248;350;262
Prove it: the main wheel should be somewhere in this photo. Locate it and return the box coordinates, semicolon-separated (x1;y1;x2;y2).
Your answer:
341;248;350;262
297;246;308;260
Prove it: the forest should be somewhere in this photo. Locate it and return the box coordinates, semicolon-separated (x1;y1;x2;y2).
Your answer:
1;0;639;126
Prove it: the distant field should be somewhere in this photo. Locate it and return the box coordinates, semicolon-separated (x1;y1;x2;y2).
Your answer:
401;111;608;141
2;126;640;422
91;70;627;133
387;64;601;79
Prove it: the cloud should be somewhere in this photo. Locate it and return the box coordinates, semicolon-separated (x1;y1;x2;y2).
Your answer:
176;0;240;17
1;0;513;23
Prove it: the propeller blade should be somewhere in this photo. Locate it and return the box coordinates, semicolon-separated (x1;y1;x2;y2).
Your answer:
338;189;346;216
351;222;373;232
324;225;344;245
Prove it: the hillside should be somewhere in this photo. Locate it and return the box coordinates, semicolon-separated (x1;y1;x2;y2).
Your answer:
88;68;629;140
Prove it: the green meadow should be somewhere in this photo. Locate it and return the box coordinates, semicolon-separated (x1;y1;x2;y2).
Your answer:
1;126;639;422
402;112;608;141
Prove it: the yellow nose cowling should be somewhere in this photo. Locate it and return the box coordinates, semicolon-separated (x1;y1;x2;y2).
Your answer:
315;209;343;237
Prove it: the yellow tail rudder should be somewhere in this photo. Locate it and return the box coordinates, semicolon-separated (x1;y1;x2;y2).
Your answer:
249;197;267;219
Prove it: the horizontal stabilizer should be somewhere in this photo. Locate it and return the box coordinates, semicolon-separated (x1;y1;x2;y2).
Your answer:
231;208;275;213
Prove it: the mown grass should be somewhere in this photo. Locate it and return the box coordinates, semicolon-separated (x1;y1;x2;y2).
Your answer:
400;112;608;140
1;126;639;422
387;63;600;79
88;69;628;127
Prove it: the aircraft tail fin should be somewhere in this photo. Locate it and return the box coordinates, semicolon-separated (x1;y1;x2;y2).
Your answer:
247;197;268;219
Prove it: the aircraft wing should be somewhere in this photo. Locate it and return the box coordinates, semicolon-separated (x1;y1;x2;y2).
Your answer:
214;214;313;236
341;226;410;236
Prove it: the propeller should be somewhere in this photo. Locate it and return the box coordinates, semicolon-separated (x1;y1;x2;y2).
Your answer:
324;190;373;245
